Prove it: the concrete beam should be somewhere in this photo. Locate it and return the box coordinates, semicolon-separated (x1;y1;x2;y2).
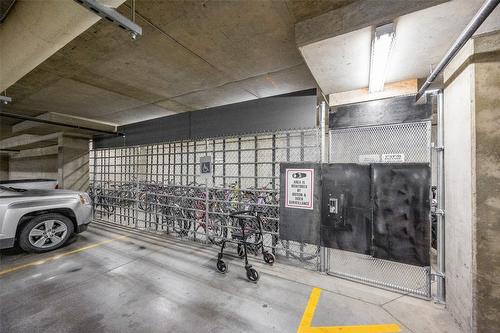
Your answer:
329;79;418;106
12;112;117;135
0;0;125;92
295;0;449;47
9;145;59;159
0;133;59;150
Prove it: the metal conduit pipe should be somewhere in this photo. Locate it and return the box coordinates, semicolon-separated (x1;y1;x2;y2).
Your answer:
319;101;328;273
0;111;124;137
435;90;446;303
415;0;500;102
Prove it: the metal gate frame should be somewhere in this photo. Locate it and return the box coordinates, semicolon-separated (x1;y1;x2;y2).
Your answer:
326;120;433;299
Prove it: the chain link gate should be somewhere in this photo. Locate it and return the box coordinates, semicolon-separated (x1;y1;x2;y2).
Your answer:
89;129;321;270
327;121;433;298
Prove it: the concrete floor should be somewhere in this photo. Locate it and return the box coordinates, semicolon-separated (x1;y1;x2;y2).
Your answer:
0;221;460;333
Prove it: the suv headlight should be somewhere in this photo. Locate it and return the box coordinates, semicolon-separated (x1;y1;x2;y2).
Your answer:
79;193;92;205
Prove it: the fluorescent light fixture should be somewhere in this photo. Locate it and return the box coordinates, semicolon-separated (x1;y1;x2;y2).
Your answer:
369;23;395;93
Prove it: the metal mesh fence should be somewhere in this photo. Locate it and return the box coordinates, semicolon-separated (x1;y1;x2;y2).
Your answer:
328;250;431;298
330;121;431;163
327;121;433;299
89;129;321;269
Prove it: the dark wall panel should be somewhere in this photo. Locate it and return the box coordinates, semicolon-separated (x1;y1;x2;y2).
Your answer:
330;95;432;129
93;113;190;149
190;94;317;139
321;164;372;254
371;163;431;266
94;89;317;149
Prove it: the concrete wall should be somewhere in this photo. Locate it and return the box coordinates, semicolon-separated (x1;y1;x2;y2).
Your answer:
9;155;58;180
60;137;89;191
6;136;89;191
443;30;500;332
443;40;475;331
473;32;500;333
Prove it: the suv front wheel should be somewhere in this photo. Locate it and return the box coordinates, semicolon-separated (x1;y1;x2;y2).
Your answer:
19;213;74;253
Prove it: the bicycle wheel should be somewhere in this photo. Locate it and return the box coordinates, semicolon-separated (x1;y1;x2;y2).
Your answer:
207;216;227;245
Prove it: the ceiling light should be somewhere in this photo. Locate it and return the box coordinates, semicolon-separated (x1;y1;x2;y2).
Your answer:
369;23;395;93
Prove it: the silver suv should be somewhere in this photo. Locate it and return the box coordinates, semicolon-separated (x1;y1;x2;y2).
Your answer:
0;186;93;253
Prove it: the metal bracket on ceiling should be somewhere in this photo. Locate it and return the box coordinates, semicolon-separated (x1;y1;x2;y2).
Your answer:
74;0;142;39
0;95;12;105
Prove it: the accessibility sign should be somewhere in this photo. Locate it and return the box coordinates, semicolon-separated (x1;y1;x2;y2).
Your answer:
285;168;314;210
199;156;212;178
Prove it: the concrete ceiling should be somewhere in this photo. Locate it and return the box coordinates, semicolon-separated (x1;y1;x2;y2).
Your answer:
300;0;500;94
2;0;358;127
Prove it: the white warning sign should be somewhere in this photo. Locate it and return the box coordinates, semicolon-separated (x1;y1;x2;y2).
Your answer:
381;153;405;163
285;168;314;210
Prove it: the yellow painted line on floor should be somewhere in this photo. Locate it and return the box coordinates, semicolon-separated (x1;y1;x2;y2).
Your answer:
297;288;401;333
0;235;128;277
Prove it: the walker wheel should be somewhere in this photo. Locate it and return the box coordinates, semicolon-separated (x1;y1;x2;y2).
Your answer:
237;245;245;258
263;252;275;265
246;267;259;282
216;260;227;273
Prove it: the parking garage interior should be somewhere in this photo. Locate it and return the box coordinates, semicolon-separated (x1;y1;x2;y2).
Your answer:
0;1;499;332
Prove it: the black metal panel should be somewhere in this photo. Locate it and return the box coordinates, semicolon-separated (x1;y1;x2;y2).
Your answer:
279;163;321;245
93;89;317;149
330;95;432;129
93;113;191;149
321;164;372;254
371;163;431;266
190;94;317;139
92;133;125;149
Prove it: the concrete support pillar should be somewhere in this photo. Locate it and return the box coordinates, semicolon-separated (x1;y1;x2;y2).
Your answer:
443;30;500;332
0;155;9;179
61;137;90;191
5;135;89;191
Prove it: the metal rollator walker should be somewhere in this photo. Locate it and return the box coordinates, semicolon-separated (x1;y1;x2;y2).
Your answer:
215;210;275;282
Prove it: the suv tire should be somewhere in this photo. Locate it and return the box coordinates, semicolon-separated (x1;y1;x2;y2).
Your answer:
19;213;74;253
